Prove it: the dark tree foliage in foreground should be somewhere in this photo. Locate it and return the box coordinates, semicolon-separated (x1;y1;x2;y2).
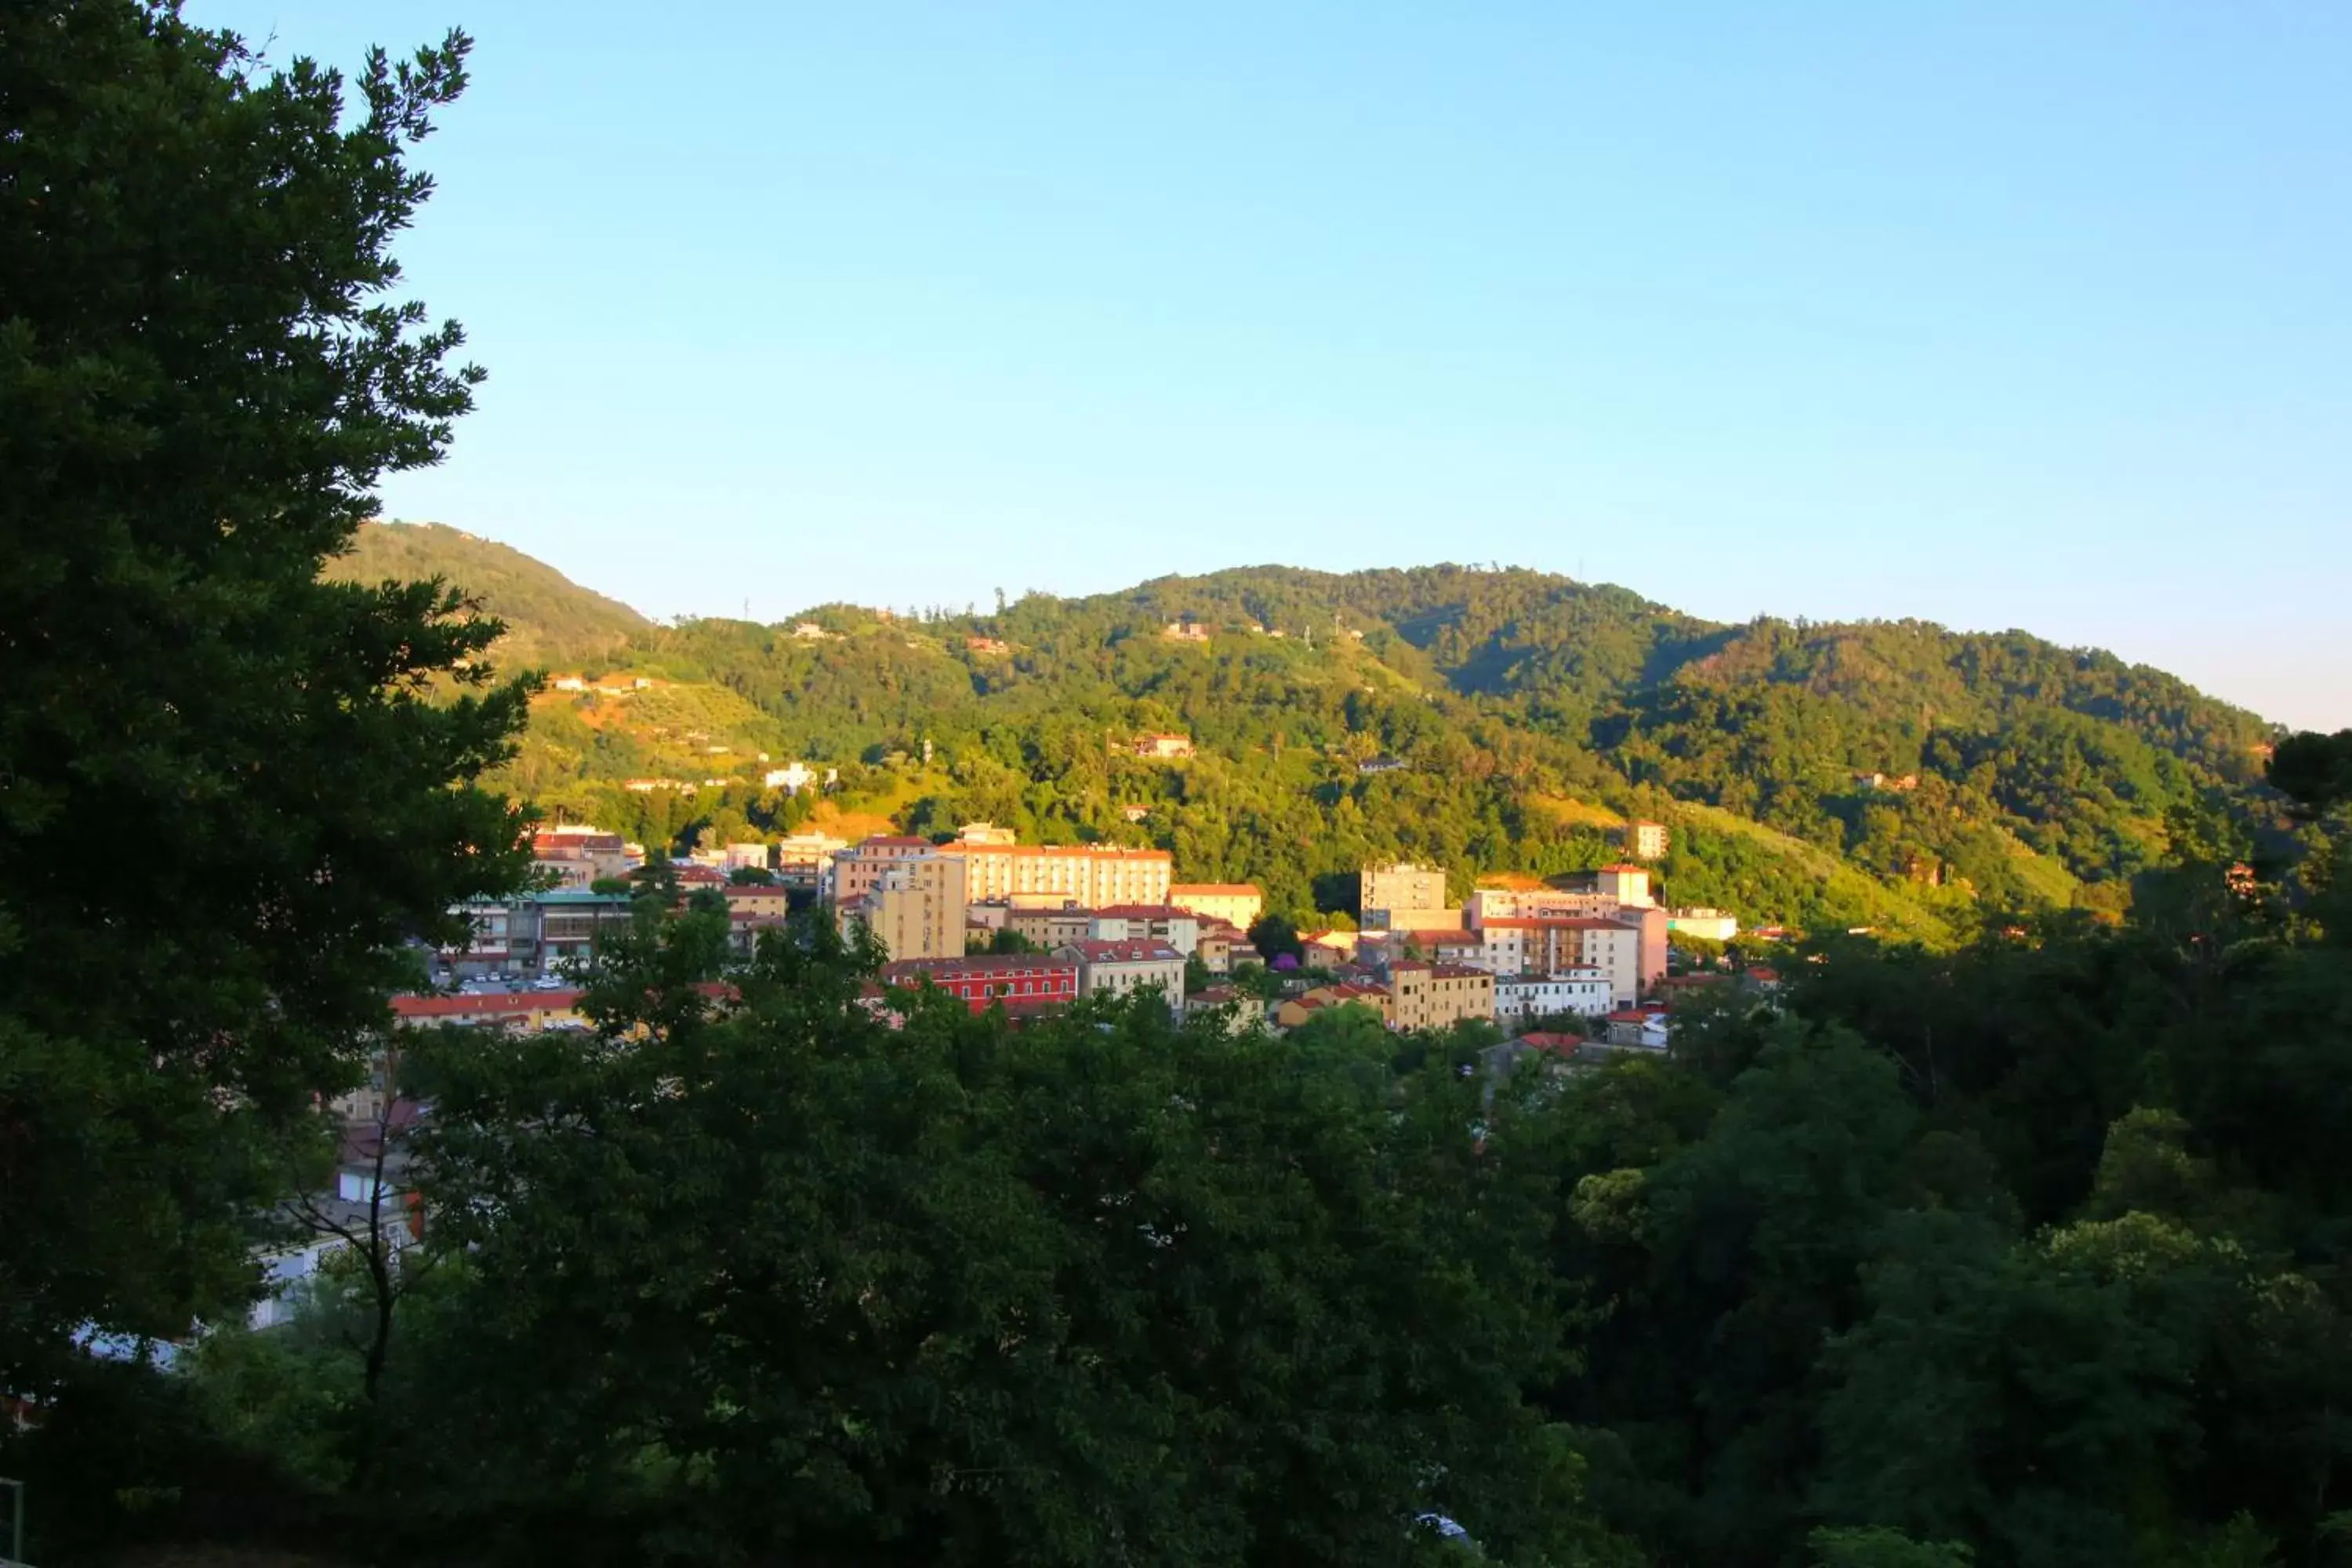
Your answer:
0;3;529;1384
382;911;1614;1566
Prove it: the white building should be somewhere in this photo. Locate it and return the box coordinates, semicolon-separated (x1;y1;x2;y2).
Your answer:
1495;970;1613;1025
1667;907;1740;942
1057;938;1186;1014
1468;919;1643;1005
762;760;834;793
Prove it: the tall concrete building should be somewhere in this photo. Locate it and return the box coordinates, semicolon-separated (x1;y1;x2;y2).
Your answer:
1359;862;1450;928
829;835;938;905
843;851;968;963
1384;960;1495;1032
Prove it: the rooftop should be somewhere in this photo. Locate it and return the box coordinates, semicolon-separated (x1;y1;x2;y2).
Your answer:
880;954;1079;981
1062;938;1185;963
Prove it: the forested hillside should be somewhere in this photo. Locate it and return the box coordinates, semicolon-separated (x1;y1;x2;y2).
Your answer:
328;521;651;670
342;526;2281;938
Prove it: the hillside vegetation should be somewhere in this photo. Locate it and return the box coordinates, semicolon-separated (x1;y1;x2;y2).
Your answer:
327;521;651;670
356;532;2281;938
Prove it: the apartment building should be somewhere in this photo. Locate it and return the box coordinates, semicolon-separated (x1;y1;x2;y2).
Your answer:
441;897;528;978
535;889;636;971
940;837;1173;908
1088;905;1202;955
1359;861;1450;927
721;884;792;920
1465;885;1623;925
1469;918;1644;1004
879;954;1079;1016
1495;971;1612;1025
531;826;637;890
1385;960;1496;1032
1169;882;1263;929
774;829;849;887
843;852;968;963
1056;938;1187;1011
829;835;938;904
1006;906;1097;949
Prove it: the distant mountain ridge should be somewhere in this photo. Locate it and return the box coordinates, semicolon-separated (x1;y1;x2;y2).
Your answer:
338;522;2280;938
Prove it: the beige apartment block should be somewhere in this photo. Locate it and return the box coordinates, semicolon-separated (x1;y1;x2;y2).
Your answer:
1385;960;1495;1033
843;852;968;963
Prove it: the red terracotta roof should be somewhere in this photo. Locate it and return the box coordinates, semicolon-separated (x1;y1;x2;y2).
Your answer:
392;989;583;1019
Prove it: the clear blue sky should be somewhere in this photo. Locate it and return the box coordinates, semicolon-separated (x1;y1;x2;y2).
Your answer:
197;2;2350;728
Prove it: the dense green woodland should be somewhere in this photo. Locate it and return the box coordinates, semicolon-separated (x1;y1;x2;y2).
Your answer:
347;521;2285;939
9;7;2352;1567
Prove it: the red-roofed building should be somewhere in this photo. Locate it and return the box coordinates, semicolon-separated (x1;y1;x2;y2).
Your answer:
1275;982;1392;1030
392;989;588;1031
880;953;1080;1015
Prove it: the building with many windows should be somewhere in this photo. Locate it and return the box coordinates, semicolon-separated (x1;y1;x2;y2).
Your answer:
1057;938;1187;1012
1385;960;1496;1032
1359;861;1450;927
828;835;938;905
1496;971;1613;1025
878;954;1080;1015
939;833;1173;908
842;852;968;963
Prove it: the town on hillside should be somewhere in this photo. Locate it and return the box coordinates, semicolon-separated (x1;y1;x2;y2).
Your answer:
230;817;1784;1340
400;815;1769;1045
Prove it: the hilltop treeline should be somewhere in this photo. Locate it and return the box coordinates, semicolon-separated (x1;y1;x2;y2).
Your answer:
397;532;2281;936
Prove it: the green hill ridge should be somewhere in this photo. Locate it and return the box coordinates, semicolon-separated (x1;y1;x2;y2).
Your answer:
327;521;652;670
339;523;2280;939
